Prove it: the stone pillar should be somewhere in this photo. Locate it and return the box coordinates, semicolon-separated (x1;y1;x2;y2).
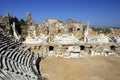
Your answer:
84;21;89;43
11;22;20;40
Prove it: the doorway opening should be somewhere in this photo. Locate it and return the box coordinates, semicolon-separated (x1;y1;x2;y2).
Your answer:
49;46;54;51
80;45;85;50
110;45;116;51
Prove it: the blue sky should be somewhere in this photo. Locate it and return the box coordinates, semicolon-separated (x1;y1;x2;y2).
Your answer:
0;0;120;27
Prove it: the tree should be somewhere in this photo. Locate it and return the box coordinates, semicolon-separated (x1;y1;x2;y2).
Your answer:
91;27;111;34
19;19;27;26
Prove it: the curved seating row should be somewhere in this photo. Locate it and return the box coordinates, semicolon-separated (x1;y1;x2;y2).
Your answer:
0;28;42;80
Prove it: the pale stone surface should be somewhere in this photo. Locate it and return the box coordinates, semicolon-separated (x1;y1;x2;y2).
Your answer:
87;35;109;43
112;36;120;43
54;34;79;44
68;46;80;52
24;36;49;44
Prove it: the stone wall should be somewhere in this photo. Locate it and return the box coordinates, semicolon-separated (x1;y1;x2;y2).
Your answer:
23;12;119;58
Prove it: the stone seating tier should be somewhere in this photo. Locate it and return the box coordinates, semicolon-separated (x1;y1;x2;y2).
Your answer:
0;28;41;80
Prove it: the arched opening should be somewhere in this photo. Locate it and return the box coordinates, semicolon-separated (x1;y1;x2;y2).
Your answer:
80;45;85;50
110;45;116;51
49;46;54;51
58;29;61;33
77;28;80;31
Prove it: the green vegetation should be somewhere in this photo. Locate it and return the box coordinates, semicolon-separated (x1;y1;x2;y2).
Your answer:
112;27;120;29
19;19;27;26
91;27;111;34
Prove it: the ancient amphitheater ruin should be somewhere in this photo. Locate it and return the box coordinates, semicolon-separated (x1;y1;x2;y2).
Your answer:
0;12;120;80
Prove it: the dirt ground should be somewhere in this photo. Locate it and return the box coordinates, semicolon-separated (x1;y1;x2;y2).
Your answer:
40;56;120;80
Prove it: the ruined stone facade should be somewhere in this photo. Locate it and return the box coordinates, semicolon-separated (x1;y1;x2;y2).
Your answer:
23;13;119;58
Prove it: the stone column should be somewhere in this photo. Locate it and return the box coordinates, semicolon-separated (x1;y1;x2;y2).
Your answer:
11;22;20;40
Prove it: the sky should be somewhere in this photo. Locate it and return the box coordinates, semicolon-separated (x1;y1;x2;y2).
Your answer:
0;0;120;27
